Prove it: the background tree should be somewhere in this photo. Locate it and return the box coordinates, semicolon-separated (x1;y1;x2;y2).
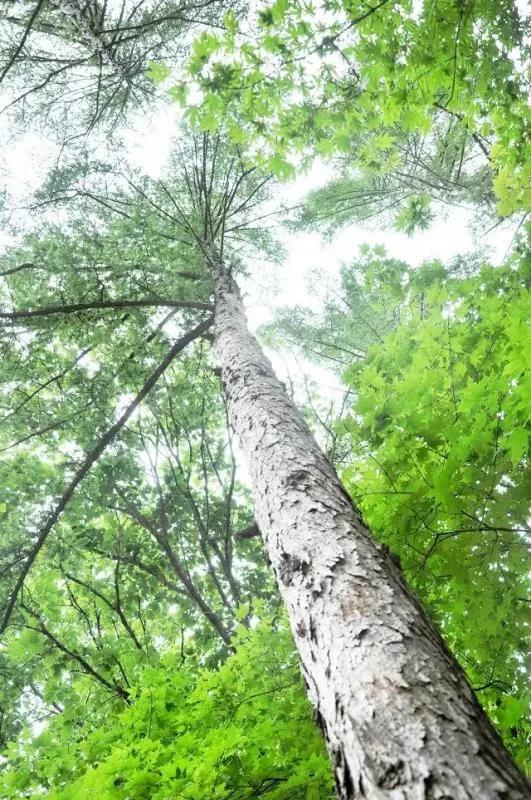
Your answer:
0;0;240;134
0;141;274;749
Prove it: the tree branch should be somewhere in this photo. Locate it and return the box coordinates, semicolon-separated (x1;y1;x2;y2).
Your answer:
234;522;260;540
0;262;40;278
61;568;143;651
21;603;130;702
0;315;213;634
0;298;213;321
0;0;47;84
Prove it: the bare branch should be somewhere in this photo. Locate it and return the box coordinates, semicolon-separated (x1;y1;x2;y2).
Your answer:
0;298;212;321
114;495;233;646
0;0;47;84
0;262;40;278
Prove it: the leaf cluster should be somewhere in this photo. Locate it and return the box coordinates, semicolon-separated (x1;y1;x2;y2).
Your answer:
2;618;334;800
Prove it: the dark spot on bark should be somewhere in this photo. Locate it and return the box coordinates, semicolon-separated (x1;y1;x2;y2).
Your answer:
309;616;317;642
313;708;327;735
328;553;345;572
296;620;307;638
278;552;310;585
380;541;403;571
335;694;345;719
278;554;294;585
333;763;342;795
356;628;370;645
343;760;354;799
377;759;406;789
283;469;310;488
312;578;327;598
423;774;436;799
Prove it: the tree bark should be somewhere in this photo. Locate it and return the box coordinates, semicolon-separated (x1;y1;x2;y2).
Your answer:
213;271;529;800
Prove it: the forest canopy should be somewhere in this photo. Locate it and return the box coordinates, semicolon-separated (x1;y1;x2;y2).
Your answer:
0;1;529;798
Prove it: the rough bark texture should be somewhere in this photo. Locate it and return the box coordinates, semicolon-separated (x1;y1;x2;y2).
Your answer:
49;0;121;69
214;272;530;800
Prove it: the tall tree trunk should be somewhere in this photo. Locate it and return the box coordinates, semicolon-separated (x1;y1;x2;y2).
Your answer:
213;271;529;800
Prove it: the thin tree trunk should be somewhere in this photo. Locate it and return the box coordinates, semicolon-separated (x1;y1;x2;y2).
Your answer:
213;271;529;800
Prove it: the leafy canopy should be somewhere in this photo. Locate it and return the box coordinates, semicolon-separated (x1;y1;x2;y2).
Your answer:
0;0;529;791
175;0;530;215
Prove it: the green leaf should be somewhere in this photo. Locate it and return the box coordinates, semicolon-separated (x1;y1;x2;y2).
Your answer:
146;61;171;84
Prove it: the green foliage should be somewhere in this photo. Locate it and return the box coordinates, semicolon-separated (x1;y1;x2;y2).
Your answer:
146;62;171;84
1;619;334;800
264;235;531;769
0;146;281;755
175;0;530;215
291;123;496;237
393;194;433;235
332;240;531;768
0;0;529;787
262;245;408;365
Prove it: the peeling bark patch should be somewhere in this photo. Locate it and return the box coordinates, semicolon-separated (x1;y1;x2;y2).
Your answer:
341;591;368;619
354;628;370;646
334;748;354;799
312;578;328;598
282;469;310;488
423;774;450;800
